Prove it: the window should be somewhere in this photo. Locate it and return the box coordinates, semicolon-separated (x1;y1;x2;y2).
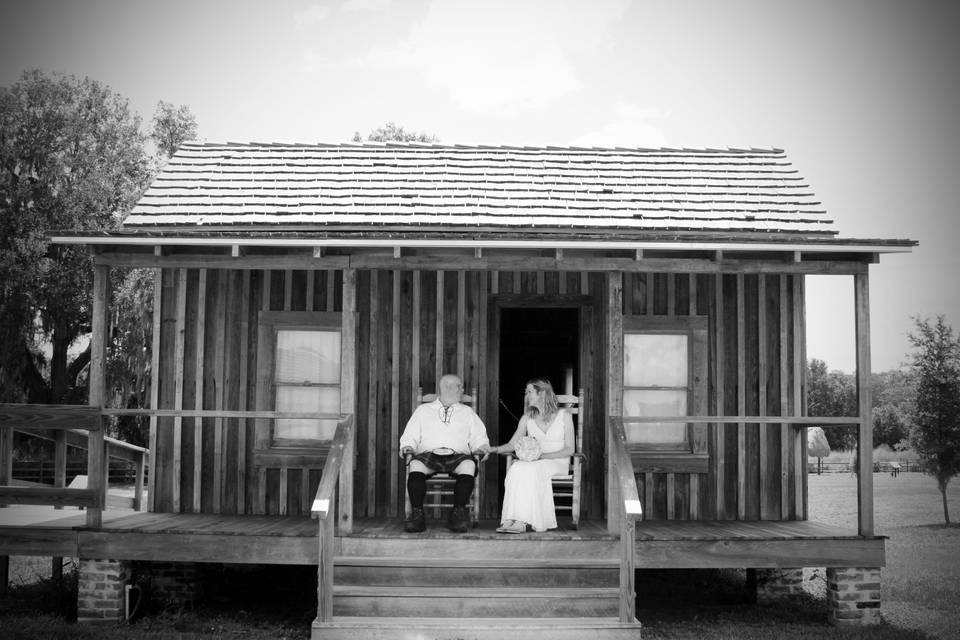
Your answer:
622;316;708;471
255;312;343;458
624;332;689;448
273;328;341;442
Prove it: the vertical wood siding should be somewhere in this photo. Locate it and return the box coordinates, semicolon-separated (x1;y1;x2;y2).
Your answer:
151;265;806;523
623;272;806;521
152;268;342;515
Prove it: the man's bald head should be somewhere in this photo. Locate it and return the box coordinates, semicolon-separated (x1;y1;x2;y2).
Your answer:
438;374;464;405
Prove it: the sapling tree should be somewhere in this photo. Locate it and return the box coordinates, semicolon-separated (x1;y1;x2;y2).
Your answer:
908;315;960;524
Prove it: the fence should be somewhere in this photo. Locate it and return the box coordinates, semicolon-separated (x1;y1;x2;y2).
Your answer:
11;460;147;486
807;460;923;474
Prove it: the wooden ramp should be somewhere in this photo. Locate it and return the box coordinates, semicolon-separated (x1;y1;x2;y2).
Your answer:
314;525;641;639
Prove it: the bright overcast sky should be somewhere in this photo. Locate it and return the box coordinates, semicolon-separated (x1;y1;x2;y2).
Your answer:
3;0;959;372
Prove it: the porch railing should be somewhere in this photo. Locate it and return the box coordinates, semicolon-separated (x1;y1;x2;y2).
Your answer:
619;415;873;536
311;414;355;624
1;405;103;526
607;415;643;623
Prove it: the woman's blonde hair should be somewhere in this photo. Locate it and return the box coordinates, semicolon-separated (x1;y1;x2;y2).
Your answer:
524;377;558;421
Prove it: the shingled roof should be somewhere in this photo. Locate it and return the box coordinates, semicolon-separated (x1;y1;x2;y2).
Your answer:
122;142;837;239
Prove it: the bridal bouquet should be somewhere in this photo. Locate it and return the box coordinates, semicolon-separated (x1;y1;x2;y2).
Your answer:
514;435;542;461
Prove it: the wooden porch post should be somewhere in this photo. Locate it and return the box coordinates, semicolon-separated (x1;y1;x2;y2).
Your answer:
0;417;10;594
86;263;110;528
854;272;874;536
52;429;67;581
339;268;356;534
607;272;624;533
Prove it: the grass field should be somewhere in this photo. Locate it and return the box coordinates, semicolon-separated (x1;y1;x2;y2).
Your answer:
2;472;958;639
804;472;960;640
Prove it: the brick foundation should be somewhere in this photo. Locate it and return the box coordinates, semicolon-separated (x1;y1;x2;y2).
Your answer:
827;567;881;626
137;561;203;610
755;568;805;603
77;558;131;624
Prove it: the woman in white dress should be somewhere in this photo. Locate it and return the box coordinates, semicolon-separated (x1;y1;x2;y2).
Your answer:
488;378;575;533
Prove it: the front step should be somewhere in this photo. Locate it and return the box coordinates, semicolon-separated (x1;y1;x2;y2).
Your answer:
334;556;619;588
315;538;641;639
312;616;642;640
334;585;620;617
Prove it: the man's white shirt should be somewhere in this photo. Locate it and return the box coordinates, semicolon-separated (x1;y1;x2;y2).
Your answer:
399;400;489;454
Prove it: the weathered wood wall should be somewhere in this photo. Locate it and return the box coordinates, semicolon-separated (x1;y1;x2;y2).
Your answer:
150;268;343;516
622;272;807;522
149;266;807;523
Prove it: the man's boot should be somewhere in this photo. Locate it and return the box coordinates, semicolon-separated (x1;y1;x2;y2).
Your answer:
447;505;469;533
404;507;426;533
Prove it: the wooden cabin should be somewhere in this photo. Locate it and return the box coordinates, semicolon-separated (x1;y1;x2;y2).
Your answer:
1;143;915;637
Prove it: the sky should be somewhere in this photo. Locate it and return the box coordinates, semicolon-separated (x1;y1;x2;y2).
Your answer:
3;0;959;373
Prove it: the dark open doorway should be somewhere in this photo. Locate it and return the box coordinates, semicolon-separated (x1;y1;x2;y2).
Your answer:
496;308;580;445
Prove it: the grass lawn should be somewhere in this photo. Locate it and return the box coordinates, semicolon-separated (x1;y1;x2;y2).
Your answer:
2;472;958;639
804;472;960;640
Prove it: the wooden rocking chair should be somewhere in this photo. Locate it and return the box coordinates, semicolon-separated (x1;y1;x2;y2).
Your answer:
506;388;585;529
403;386;483;527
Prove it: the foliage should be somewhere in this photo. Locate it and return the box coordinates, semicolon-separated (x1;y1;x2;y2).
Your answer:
0;70;197;453
0;70;152;403
872;368;916;448
352;121;439;143
806;359;857;450
105;100;196;445
150;100;197;160
106;267;155;446
908;315;960;524
806;359;918;452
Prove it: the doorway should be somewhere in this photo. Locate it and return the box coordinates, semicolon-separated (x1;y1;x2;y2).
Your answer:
496;307;580;449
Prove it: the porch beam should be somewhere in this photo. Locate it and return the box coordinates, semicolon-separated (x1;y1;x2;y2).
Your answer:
348;255;870;275
95;251;873;275
96;253;350;269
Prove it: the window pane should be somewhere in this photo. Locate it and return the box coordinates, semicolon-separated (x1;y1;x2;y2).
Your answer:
623;389;687;444
624;334;687;387
277;419;338;441
275;330;340;384
276;386;340;440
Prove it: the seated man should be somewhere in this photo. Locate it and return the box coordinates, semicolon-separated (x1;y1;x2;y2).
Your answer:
399;374;490;533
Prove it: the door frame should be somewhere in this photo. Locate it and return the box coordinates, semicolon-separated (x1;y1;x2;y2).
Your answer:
482;293;598;518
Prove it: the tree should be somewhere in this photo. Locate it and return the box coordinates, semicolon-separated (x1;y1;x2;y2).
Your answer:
908;315;960;524
871;368;916;448
151;100;197;159
352;121;439;143
1;70;153;403
806;358;858;450
106;100;198;446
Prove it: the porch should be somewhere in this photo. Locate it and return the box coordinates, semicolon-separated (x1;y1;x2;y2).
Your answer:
0;508;885;569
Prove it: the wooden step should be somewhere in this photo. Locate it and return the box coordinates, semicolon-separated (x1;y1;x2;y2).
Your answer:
334;555;618;588
332;585;620;617
312;616;642;640
339;536;619;560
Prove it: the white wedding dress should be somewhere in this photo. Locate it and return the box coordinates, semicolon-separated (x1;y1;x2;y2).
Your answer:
500;409;571;532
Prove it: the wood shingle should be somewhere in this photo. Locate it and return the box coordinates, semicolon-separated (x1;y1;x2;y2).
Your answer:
123;142;834;236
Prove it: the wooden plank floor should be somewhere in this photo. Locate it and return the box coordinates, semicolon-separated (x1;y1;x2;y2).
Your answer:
1;507;876;540
1;507;884;568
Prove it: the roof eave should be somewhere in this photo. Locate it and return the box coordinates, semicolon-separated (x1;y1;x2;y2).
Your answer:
48;230;917;255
